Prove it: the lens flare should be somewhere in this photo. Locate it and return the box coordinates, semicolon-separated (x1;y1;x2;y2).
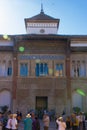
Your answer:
49;69;53;75
3;35;8;39
19;46;25;52
76;89;86;96
35;59;40;63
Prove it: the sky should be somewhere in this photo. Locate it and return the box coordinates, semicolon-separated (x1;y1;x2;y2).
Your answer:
0;0;87;35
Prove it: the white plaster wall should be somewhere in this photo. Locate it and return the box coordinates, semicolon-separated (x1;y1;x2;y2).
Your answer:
0;90;11;108
0;41;13;46
26;27;58;34
72;92;82;110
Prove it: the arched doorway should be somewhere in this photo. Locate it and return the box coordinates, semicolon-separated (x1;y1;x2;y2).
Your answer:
72;92;82;111
0;90;11;110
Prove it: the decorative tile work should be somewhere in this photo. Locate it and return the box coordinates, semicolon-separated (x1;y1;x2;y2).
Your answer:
18;55;65;60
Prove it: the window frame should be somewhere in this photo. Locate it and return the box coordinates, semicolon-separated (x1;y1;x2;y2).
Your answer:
35;62;48;77
19;61;29;77
54;61;65;77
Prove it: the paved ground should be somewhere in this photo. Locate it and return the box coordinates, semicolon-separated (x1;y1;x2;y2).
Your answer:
18;119;87;130
18;120;56;130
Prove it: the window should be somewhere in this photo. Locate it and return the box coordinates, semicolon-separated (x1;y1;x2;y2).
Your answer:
7;61;12;76
35;63;48;77
0;60;12;77
71;60;80;77
71;61;76;77
80;61;86;77
20;63;28;76
71;60;86;77
77;61;80;76
0;60;7;76
55;63;63;77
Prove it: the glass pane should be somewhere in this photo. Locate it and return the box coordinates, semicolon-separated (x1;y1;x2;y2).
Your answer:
35;63;39;76
36;63;48;76
40;63;43;75
2;63;6;76
20;63;28;76
80;61;86;77
44;63;48;75
59;64;63;76
7;67;12;76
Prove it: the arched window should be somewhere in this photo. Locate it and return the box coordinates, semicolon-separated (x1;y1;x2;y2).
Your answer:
7;60;12;76
80;61;86;77
71;60;86;77
0;60;6;76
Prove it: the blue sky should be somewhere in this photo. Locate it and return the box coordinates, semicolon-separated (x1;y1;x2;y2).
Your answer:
0;0;87;35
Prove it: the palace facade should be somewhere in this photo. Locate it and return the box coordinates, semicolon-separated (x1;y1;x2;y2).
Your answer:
0;8;87;115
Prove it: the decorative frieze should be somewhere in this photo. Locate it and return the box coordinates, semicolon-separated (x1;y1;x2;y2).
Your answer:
18;54;65;60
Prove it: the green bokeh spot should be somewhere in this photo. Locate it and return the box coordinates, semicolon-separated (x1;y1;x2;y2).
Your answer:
19;46;25;52
76;89;86;96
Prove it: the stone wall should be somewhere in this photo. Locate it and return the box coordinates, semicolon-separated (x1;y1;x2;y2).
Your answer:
16;77;67;115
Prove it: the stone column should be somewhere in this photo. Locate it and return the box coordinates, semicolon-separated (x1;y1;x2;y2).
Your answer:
12;53;18;112
66;40;72;114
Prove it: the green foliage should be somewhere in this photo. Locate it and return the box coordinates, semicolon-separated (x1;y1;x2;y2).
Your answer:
73;107;81;114
0;105;8;114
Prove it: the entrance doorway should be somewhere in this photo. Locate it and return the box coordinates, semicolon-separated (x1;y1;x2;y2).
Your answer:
36;96;48;119
36;96;48;110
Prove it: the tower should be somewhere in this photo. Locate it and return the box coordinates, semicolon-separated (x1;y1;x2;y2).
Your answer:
24;5;60;34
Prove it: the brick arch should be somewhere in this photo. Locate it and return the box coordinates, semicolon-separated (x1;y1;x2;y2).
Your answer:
0;88;11;93
0;90;11;109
